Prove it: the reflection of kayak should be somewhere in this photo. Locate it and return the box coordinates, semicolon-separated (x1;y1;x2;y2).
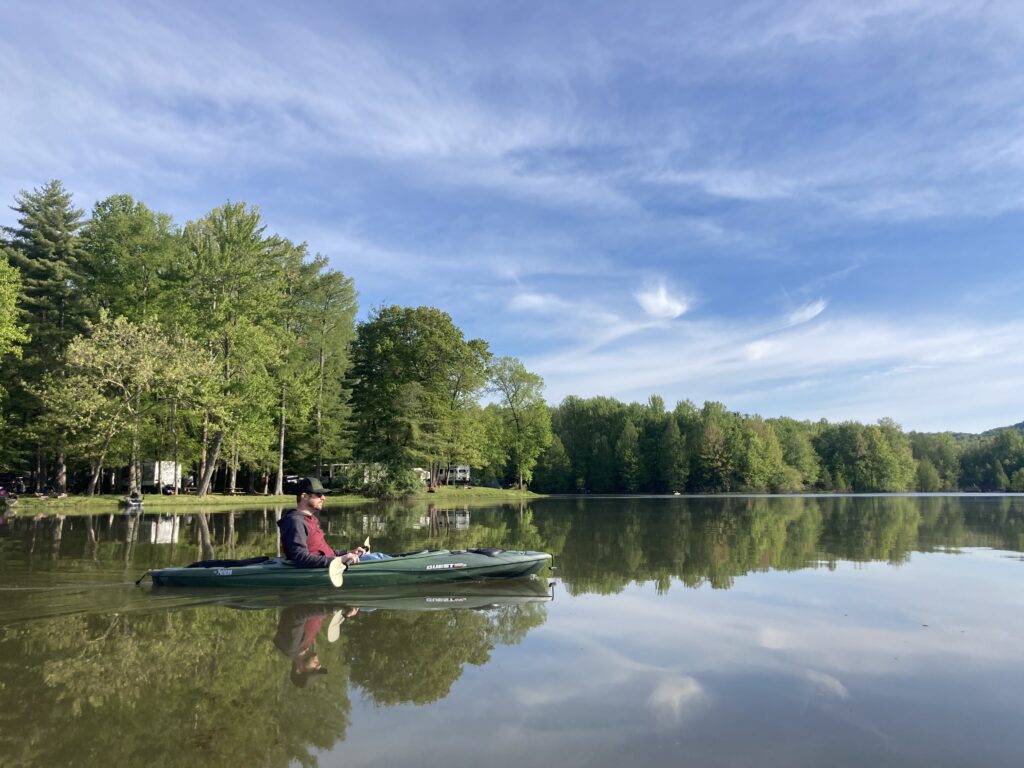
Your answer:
152;576;553;612
149;548;551;588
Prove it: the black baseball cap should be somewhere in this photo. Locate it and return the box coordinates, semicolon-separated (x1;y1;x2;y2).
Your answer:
290;662;329;688
296;477;331;495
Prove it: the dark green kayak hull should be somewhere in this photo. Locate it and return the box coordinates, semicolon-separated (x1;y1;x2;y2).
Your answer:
149;577;553;612
149;549;551;588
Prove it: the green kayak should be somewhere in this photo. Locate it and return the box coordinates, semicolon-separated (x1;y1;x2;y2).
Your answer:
148;548;551;588
149;577;553;612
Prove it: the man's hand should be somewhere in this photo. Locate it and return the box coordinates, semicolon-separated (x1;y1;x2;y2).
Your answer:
339;552;360;565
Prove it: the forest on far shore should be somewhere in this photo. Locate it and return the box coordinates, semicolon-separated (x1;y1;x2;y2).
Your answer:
526;396;1024;494
2;180;1021;497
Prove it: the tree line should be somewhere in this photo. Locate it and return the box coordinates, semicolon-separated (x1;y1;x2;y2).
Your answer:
529;396;1024;493
0;180;551;496
2;180;1020;496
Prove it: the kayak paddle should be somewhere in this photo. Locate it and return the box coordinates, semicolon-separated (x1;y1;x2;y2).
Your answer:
329;557;346;587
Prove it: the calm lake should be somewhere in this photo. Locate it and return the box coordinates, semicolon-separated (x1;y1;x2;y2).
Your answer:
1;495;1022;767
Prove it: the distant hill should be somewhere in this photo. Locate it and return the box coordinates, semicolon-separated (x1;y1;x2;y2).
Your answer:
980;421;1024;438
941;421;1024;441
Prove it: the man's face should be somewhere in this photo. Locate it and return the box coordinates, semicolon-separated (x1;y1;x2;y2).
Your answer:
305;492;326;511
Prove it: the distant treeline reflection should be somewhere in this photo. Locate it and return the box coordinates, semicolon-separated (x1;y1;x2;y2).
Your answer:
7;496;1023;594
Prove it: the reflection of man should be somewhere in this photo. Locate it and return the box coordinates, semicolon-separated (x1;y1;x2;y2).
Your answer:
278;477;390;567
273;605;358;687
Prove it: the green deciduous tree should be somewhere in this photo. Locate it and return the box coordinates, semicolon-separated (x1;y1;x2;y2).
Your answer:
533;432;574;492
298;267;357;476
657;415;688;493
172;203;288;496
488;357;552;489
348;306;487;493
33;313;215;495
0;253;29;361
80;194;181;322
0;253;29;458
615;418;642;492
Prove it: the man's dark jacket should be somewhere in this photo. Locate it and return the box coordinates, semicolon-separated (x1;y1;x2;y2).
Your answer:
277;508;341;568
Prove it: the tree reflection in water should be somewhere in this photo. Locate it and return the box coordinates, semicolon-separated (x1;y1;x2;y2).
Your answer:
2;495;1023;766
0;580;551;768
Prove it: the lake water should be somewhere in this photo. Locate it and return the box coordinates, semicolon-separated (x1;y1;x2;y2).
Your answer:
1;495;1022;767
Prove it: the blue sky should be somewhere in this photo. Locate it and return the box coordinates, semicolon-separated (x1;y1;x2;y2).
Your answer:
2;0;1022;432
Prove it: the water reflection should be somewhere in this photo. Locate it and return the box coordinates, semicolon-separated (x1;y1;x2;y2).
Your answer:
0;578;551;767
2;496;1024;767
1;496;1022;596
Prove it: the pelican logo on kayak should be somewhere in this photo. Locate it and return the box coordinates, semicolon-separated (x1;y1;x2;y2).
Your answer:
425;562;467;571
214;568;233;576
426;597;468;603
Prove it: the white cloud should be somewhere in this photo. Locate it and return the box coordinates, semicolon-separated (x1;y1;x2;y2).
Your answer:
786;299;827;327
805;670;850;700
635;281;689;320
507;292;567;313
648;675;705;724
528;311;1024;431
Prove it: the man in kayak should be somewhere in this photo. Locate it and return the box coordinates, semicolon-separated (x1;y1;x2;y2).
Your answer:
278;476;389;567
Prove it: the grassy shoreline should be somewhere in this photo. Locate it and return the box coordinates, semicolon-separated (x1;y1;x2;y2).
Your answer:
1;486;544;516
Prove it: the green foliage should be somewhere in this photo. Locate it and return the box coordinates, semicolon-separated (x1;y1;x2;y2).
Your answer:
910;431;960;489
770;417;819;488
0;252;29;361
289;266;357;474
615;418;642;491
488;357;552;489
2;180;87;360
80;194;181;322
1;180;86;475
33;313;216;493
656;414;688;493
959;429;1024;491
533;433;574;492
171;203;292;494
0;253;29;448
347;305;488;491
916;458;942;491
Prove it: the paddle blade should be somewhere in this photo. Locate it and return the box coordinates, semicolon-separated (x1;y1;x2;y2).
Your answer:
329;558;346;587
327;610;346;642
363;536;371;551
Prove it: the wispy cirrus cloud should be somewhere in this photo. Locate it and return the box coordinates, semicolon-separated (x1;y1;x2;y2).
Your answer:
785;299;827;327
635;280;690;320
529;309;1024;431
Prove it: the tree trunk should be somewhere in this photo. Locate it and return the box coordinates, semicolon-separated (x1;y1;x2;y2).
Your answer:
129;390;142;495
198;415;209;488
316;344;326;476
87;462;102;496
35;447;45;493
195;513;214;560
196;429;225;497
171;397;180;494
52;515;65;560
54;451;67;494
274;385;286;495
228;442;238;493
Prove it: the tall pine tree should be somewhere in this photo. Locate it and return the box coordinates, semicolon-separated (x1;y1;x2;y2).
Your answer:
2;180;86;490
